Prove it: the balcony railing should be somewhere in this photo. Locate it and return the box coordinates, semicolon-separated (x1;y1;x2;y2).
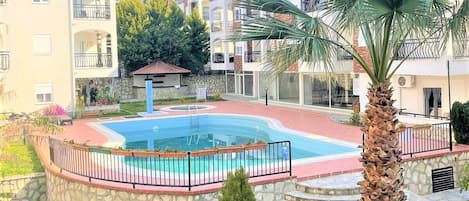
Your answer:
212;53;234;63
337;47;352;60
73;4;111;20
454;38;469;58
0;51;9;71
244;51;261;63
75;53;112;69
211;21;223;32
0;0;7;6
395;38;441;59
301;0;325;12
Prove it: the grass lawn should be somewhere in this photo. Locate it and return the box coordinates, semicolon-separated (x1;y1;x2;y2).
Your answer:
97;96;222;118
0;140;44;178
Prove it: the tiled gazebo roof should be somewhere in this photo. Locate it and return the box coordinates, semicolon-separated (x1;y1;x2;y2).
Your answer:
132;62;191;75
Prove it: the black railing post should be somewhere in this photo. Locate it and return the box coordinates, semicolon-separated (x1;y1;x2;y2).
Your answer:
449;123;453;152
288;141;292;176
49;136;53;165
188;151;191;191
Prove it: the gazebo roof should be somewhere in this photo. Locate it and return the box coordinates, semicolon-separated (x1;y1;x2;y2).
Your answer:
132;62;191;75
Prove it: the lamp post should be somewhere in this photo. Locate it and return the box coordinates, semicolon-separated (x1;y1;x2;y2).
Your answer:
265;88;268;106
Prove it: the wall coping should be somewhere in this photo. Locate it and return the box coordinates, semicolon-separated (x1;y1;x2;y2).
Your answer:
0;172;45;182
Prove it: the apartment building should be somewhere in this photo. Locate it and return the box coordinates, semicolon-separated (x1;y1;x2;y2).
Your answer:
209;0;358;111
0;0;118;113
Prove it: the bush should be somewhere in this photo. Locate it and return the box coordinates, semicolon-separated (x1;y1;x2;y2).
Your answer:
349;112;361;126
75;96;85;119
218;167;255;201
459;163;469;192
450;101;469;144
43;104;67;116
213;90;222;100
179;96;186;104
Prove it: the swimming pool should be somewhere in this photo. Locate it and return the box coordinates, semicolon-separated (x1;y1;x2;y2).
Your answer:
101;114;357;160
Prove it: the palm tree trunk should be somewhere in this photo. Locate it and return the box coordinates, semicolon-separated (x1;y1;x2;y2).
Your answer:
359;82;406;201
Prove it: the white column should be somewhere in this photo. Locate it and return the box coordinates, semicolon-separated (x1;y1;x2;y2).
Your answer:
299;72;304;105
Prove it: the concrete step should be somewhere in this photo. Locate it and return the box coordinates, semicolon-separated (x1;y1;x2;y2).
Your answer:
296;172;361;196
285;191;361;201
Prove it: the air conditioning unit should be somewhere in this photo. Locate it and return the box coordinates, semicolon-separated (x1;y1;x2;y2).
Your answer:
396;75;415;88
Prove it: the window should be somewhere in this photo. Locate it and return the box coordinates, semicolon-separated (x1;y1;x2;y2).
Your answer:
35;84;52;104
33;35;51;55
32;0;48;3
234;8;242;21
235;46;242;55
203;7;209;20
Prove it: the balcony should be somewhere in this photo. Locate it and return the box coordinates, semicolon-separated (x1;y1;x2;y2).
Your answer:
211;21;222;32
212;53;234;63
0;0;6;6
301;0;325;12
454;38;469;58
73;4;111;20
0;51;9;71
74;53;112;69
337;47;352;60
396;38;441;60
244;51;261;63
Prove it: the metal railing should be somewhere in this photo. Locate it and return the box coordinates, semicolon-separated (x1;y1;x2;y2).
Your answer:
49;138;291;191
73;4;111;20
454;38;469;58
244;51;261;63
395;38;441;59
0;51;9;71
74;53;112;69
399;109;449;121
362;122;452;157
337;47;353;60
211;21;223;32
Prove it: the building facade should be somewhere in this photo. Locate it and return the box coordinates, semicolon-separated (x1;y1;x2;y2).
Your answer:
209;0;358;111
0;0;118;113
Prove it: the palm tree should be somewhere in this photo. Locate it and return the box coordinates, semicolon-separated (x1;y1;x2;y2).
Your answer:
233;0;469;200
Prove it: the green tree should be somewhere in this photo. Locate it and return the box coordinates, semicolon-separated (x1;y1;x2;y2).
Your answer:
116;0;148;74
450;101;469;144
234;0;469;200
218;167;255;201
182;9;210;74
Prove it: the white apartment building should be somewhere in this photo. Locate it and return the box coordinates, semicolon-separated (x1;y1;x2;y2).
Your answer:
0;0;119;113
209;0;358;111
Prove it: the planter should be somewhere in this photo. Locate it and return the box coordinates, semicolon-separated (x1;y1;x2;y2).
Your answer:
159;152;187;158
72;144;89;152
191;149;218;157
412;124;431;130
216;146;245;153
132;151;160;157
110;149;133;156
244;143;268;151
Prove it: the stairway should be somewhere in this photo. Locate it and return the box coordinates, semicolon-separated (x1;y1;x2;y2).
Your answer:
285;172;361;201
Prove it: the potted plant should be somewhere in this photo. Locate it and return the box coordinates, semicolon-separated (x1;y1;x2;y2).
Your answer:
244;141;267;151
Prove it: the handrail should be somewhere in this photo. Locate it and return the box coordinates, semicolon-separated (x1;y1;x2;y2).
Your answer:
73;4;111;20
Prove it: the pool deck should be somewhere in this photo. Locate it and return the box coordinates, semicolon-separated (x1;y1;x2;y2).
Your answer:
42;100;469;193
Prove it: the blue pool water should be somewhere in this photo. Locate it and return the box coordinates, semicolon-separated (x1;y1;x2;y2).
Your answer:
102;114;357;160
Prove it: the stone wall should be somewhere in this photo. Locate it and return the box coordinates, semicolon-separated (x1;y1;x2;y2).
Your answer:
402;151;469;195
0;173;46;201
46;171;295;201
117;75;226;101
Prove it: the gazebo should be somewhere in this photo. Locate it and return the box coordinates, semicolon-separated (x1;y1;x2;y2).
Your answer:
132;61;191;88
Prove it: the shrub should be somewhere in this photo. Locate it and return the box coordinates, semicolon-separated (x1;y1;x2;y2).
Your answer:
75;96;85;119
349;112;361;126
218;167;255;201
450;101;469;144
43;104;67;116
213;90;222;100
460;163;469;192
179;96;186;104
